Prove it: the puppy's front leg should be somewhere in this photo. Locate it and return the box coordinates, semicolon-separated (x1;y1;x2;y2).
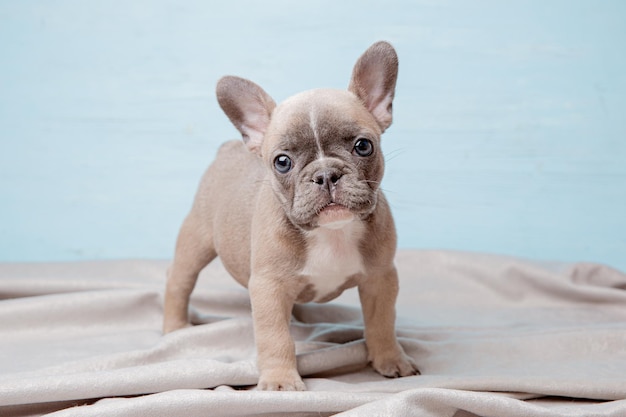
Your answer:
359;266;420;377
248;276;305;391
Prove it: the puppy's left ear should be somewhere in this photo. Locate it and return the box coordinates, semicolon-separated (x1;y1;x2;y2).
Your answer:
348;41;398;132
216;76;276;155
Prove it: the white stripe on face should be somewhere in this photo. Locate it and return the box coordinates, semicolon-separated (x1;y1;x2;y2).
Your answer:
309;106;325;160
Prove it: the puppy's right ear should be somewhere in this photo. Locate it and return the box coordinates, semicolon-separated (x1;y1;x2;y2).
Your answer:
216;76;276;155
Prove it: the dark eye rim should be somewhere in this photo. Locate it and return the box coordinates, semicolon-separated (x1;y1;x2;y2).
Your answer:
353;138;374;157
273;154;293;173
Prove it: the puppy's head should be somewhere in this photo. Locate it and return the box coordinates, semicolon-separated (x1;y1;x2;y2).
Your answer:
217;41;398;230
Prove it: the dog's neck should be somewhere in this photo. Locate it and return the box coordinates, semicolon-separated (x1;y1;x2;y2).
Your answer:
299;219;365;302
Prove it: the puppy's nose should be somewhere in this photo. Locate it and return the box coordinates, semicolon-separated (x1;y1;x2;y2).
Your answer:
313;169;343;191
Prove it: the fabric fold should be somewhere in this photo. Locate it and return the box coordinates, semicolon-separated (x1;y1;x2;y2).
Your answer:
0;250;625;416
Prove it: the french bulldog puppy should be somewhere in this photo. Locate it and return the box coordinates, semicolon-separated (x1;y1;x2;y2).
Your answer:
163;41;419;391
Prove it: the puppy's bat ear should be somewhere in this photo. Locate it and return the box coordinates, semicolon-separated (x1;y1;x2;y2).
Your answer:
348;41;398;132
216;76;276;155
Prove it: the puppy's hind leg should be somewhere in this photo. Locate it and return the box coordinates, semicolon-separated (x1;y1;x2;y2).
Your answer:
163;213;216;334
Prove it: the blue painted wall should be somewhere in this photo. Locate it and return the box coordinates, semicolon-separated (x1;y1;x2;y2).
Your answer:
1;1;625;270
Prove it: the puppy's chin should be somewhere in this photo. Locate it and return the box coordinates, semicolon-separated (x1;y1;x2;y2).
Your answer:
316;204;355;230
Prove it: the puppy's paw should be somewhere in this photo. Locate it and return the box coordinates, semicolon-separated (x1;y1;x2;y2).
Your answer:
257;369;306;391
162;320;191;334
371;352;420;378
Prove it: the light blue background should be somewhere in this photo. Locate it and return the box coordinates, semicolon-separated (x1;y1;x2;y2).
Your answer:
1;1;625;270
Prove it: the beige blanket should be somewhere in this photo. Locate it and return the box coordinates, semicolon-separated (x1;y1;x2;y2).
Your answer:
1;250;625;416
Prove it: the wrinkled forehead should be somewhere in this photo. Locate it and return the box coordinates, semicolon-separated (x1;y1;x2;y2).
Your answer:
265;89;381;153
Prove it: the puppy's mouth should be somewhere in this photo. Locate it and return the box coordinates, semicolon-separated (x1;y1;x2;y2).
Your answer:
316;203;355;229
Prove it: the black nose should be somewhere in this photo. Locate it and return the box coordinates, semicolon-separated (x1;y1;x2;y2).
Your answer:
313;169;342;190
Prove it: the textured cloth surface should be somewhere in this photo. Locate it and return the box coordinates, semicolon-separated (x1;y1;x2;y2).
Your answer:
0;250;625;416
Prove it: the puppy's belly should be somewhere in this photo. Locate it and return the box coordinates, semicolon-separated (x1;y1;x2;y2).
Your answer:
299;221;365;303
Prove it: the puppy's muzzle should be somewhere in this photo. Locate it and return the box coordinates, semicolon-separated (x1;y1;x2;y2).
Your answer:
312;168;343;195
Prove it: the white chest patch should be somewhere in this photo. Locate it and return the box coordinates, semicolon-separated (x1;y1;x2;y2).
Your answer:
300;220;365;302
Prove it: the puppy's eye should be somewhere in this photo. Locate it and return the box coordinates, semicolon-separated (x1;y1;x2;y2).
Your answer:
274;154;292;174
353;138;374;157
